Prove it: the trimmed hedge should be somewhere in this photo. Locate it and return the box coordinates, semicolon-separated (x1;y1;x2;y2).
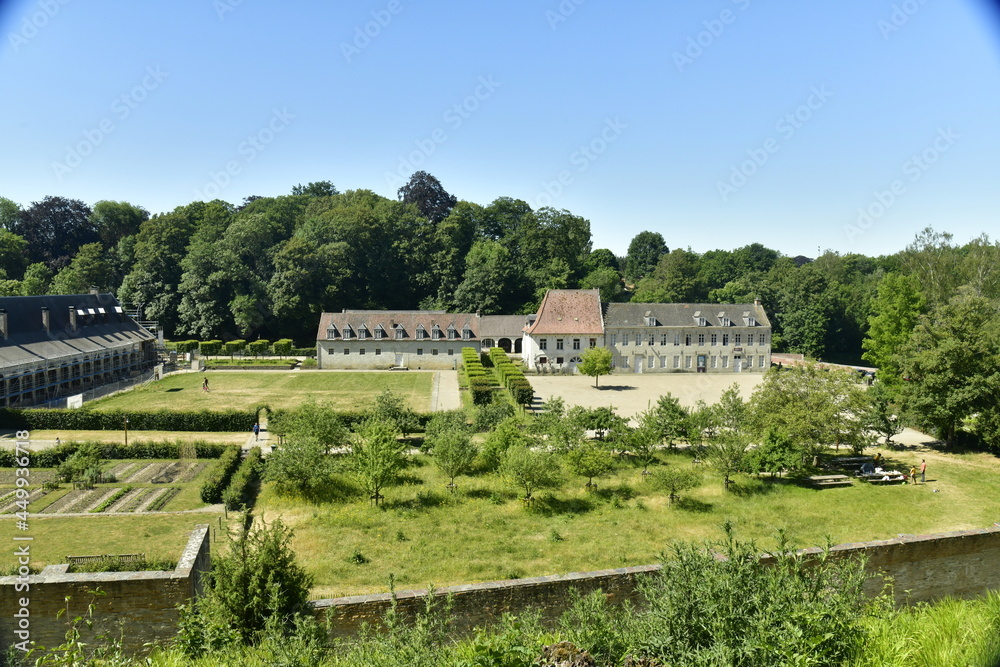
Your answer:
200;446;242;504
267;408;432;432
488;347;534;406
0;441;230;468
199;340;223;356
291;347;317;357
0;408;258;432
272;339;293;356
222;447;262;510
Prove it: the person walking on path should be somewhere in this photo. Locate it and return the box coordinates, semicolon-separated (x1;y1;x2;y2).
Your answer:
253;422;260;441
920;459;927;483
202;376;210;392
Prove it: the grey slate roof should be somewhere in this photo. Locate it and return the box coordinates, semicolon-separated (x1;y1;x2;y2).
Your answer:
0;294;154;370
604;302;770;328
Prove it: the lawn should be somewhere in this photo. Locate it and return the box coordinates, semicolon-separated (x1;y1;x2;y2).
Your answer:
257;447;1000;600
85;371;434;413
0;514;223;570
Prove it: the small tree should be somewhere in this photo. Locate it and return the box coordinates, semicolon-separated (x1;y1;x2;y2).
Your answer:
578;346;613;387
648;465;701;505
57;444;103;489
425;409;471;444
569;405;623;440
431;430;478;490
372;388;419;437
263;436;336;498
708;434;748;489
564;441;615;488
649;393;689;448
176;518;313;651
480;418;537;472
474;402;514;432
864;382;903;449
500;445;561;501
285;398;348;454
632;410;664;473
744;428;799;478
350;420;404;506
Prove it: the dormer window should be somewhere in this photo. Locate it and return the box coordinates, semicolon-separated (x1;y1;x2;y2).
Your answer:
416;324;427;340
326;326;338;340
431;324;442;340
358;325;369;340
644;311;657;327
394;324;405;340
462;326;472;341
447;325;457;340
693;310;706;327
374;324;385;339
343;325;353;340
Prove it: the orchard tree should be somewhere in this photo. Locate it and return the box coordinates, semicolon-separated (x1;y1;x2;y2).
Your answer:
350;420;405;506
578;346;613;387
263;436;337;499
431;430;478;490
648;393;688;448
708;434;748;489
500;445;561;501
564;440;615;488
283;399;348;454
648;465;701;504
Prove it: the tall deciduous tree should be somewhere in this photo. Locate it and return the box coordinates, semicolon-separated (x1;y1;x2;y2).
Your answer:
633;248;703;303
291;181;338;198
12;196;96;268
89;200;148;249
624;231;668;284
578;346;612;387
0;230;28;280
50;243;113;294
397;171;457;223
862;273;926;385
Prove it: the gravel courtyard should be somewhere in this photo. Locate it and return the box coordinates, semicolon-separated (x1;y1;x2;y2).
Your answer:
527;371;767;420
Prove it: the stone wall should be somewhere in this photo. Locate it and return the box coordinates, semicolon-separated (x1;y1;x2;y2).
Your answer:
0;524;210;654
313;524;1000;639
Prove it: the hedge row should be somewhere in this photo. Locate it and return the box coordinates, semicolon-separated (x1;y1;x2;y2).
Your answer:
489;348;534;406
0;408;259;432
267;408;433;434
199;447;243;503
0;441;230;468
222;447;262;510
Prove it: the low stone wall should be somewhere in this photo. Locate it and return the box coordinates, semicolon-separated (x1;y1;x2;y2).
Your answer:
0;524;210;654
313;524;1000;639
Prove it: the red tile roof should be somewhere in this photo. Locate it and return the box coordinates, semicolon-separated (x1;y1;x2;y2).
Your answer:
524;289;604;336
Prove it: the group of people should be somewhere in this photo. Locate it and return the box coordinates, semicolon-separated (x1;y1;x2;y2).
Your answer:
872;452;927;484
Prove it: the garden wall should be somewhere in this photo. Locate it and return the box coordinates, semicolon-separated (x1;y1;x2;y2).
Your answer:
312;523;1000;639
0;524;210;654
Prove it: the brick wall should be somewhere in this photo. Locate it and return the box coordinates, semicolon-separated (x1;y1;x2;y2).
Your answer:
312;524;1000;638
0;524;209;654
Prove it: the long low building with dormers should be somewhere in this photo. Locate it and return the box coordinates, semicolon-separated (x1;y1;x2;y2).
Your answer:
316;310;528;370
0;293;157;408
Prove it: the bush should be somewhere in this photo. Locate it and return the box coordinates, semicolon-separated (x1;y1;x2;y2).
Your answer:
200;339;223;356
291;347;317;357
0;408;257;432
200;447;243;504
246;339;270;356
223;447;262;510
469;377;495;406
272;339;293;357
0;440;227;468
173;340;200;354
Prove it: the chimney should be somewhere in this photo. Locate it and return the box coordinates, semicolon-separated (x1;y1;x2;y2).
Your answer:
68;306;77;332
0;309;7;340
754;298;762;307
41;307;50;333
89;286;99;295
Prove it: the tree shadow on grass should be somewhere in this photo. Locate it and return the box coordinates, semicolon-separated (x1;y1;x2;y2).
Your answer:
673;497;713;513
383;490;450;511
595;385;637;392
593;484;637;502
728;478;778;498
396;473;424;486
528;494;595;517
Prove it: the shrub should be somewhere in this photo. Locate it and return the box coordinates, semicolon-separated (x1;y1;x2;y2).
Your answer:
0;408;257;432
246;339;270;356
200;340;223;356
222;447;262;510
291;347;317;357
272;339;293;357
200;447;243;503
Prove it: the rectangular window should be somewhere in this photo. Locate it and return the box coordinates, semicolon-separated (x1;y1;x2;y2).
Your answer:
747;333;754;346
359;348;365;355
648;356;654;368
622;356;629;368
540;339;548;351
622;334;628;346
660;356;667;368
649;334;655;346
711;334;718;346
432;349;439;355
343;348;349;355
448;349;454;356
685;356;692;369
375;349;381;355
760;334;768;345
417;348;424;356
375;329;384;340
711;355;717;369
462;329;471;341
359;329;367;340
722;356;729;368
673;355;680;368
610;356;616;369
610;334;617;346
635;333;642;345
760;355;766;368
396;329;404;340
735;334;742;346
674;334;681;346
573;339;581;350
698;334;705;346
590;338;597;348
746;355;753;367
660;334;667;345
326;329;336;340
556;339;564;350
685;334;692;346
722;334;729;346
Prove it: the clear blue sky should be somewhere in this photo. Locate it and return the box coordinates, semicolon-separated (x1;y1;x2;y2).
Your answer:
2;0;999;258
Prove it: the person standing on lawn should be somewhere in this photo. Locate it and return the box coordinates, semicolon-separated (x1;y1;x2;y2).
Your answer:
920;459;927;483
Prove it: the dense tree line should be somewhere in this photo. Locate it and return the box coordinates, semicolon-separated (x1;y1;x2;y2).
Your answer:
3;179;999;373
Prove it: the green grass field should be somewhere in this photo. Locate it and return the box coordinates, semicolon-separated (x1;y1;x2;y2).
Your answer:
86;371;434;413
257;447;1000;599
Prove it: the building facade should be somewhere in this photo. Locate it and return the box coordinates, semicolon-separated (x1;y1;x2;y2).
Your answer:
316;310;527;370
603;301;771;373
522;289;606;373
0;294;157;408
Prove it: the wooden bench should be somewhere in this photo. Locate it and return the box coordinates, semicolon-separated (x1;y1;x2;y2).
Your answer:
862;475;906;485
808;474;853;488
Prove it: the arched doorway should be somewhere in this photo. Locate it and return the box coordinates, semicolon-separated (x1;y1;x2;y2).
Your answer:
497;337;512;353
